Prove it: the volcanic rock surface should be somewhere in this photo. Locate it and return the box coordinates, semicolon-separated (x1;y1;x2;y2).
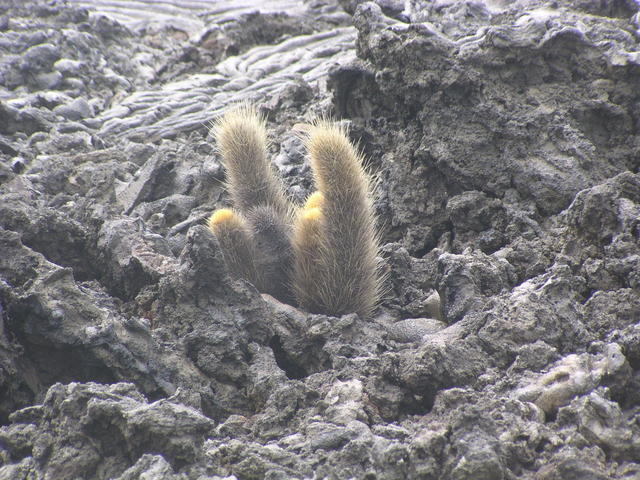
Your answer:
1;0;639;478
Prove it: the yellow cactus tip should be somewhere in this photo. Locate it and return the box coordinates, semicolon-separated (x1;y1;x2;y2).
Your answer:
301;207;322;222
304;191;325;209
208;208;234;228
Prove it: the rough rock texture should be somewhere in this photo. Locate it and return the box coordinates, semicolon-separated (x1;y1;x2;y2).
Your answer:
1;0;639;479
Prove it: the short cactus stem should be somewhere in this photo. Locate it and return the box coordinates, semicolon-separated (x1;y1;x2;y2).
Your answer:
207;208;261;287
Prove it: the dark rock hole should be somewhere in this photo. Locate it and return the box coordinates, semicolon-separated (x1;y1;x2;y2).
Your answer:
268;335;308;380
402;392;434;417
14;336;118;399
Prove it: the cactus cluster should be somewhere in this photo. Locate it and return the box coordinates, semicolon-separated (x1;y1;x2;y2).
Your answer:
207;105;382;317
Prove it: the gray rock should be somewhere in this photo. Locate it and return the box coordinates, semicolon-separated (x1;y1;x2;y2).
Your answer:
21;43;60;72
386;317;446;343
447;412;506;480
437;250;515;324
0;102;50;135
343;0;640;252
52;96;93;120
380;244;440;318
131;194;197;233
53;58;84;75
560;391;640;461
0;0;639;478
584;289;640;337
515;344;631;416
112;454;180;480
0;458;37;480
97;216;178;299
32;70;63;90
564;171;640;250
0;226;214;418
0;382;213;479
308;422;354;451
535;446;611;480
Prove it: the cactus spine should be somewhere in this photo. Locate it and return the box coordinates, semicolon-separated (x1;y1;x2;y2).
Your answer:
292;193;325;312
213;104;290;220
296;121;381;317
208;107;382;317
